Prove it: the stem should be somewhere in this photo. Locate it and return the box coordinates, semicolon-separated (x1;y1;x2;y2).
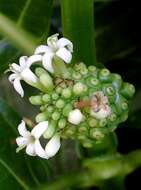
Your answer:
61;0;97;67
0;13;36;54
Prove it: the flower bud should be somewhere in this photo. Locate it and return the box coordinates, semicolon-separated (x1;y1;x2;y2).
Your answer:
39;73;54;91
68;109;83;125
29;95;43;105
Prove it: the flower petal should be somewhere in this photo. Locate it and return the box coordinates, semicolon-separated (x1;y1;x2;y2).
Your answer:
19;56;28;68
47;33;59;49
26;144;36;156
31;121;48;139
10;63;21;73
56;47;72;63
21;68;38;83
57;38;73;52
42;52;54;73
34;139;48;159
45;134;61;158
34;45;52;54
27;55;42;67
18;120;29;137
13;78;24;97
8;73;17;83
16;137;28;147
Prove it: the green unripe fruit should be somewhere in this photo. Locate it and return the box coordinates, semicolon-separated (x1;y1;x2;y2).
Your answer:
58;118;67;129
42;94;51;103
62;104;73;117
52;93;59;100
56;99;65;108
121;83;135;99
52;111;60;120
39;73;54;91
36;112;49;123
29;95;43;105
62;88;72;98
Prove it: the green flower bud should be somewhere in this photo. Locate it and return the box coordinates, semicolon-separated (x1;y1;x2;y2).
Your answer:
56;86;62;94
82;139;93;148
73;82;86;95
52;92;59;100
72;71;81;79
43;120;56;139
80;68;88;75
35;67;47;77
46;106;54;113
62;88;72;99
120;83;135;99
42;94;51;103
63;104;73;117
58;118;67;129
52;56;70;78
99;68;110;82
56;99;65;108
35;112;49;123
39;73;54;91
111;74;122;90
109;113;117;122
29;95;43;105
88;118;98;127
77;135;86;140
88;65;97;73
90;128;105;141
99;119;107;127
52;111;61;121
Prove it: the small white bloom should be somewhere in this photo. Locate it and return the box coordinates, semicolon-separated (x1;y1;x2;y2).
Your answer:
8;55;42;97
90;91;111;119
68;109;83;125
16;120;61;159
34;34;73;73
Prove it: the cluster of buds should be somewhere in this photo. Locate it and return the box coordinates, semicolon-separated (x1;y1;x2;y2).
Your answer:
8;34;135;159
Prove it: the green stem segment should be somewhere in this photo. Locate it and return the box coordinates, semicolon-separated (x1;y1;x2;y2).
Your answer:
61;0;97;66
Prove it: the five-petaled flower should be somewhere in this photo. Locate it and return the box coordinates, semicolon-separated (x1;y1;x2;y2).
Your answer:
16;120;61;159
8;55;42;97
34;33;73;73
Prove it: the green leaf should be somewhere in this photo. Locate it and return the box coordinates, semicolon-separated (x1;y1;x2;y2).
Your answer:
0;98;53;189
61;0;97;67
0;0;53;75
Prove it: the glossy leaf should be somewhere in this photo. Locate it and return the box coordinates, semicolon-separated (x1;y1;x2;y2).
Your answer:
61;0;97;67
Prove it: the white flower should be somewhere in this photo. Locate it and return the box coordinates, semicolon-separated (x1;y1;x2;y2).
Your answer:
34;34;73;73
16;120;61;159
8;55;42;97
68;109;83;125
90;91;111;119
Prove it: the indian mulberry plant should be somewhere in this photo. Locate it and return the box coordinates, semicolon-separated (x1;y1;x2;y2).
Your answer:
8;33;135;159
